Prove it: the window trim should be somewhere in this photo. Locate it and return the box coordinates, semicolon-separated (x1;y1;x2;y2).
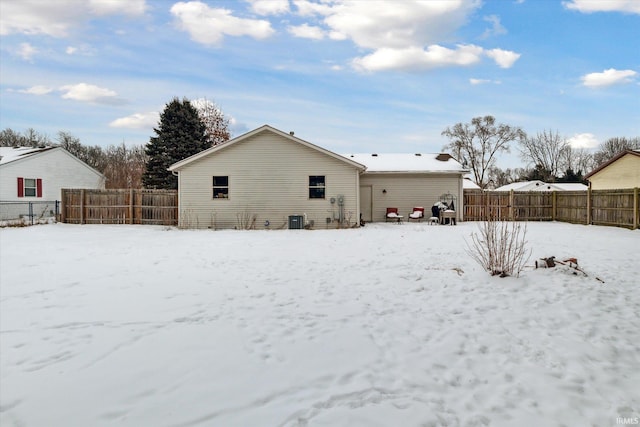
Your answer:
212;175;229;199
309;175;326;199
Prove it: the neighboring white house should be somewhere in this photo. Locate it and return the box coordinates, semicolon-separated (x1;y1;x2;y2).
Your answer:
0;147;105;219
346;153;467;223
169;125;467;229
494;180;587;192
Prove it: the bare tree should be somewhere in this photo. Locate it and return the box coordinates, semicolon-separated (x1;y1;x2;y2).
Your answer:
442;116;526;189
0;128;51;147
488;166;527;188
593;137;640;166
192;98;231;147
518;130;571;180
102;143;147;188
562;147;593;176
57;131;106;171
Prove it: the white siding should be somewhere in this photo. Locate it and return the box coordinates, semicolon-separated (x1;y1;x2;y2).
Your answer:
176;132;360;229
360;173;463;222
0;148;105;201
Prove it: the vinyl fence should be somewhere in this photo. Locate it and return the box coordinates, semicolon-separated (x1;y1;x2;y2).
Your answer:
463;188;639;229
61;189;178;225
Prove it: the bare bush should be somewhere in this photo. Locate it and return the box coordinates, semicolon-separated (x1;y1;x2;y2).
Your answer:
236;211;257;230
466;218;531;277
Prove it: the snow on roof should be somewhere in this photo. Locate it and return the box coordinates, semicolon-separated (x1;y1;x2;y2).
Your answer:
495;180;587;192
463;178;481;189
343;153;466;173
0;146;52;165
551;183;588;191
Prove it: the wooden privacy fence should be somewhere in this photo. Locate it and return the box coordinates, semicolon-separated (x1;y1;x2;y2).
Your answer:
463;188;639;229
61;189;178;225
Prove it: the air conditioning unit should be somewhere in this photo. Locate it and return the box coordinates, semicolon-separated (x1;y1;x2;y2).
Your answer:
288;215;304;229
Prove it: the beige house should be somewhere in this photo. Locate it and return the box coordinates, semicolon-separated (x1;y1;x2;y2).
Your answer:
169;125;467;229
347;153;467;223
168;125;365;229
585;150;640;190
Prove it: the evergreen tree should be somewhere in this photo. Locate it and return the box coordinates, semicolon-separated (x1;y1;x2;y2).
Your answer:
143;97;208;189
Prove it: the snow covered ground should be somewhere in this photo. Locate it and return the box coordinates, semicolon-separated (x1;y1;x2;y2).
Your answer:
1;222;638;427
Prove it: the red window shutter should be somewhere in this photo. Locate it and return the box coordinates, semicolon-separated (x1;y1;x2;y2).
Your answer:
36;179;43;197
17;177;24;197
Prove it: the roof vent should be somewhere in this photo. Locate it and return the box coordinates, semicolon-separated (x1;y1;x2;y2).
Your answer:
372;153;378;157
415;153;421;156
289;131;294;136
436;153;452;161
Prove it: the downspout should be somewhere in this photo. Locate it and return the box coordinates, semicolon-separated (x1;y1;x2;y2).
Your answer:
172;170;180;227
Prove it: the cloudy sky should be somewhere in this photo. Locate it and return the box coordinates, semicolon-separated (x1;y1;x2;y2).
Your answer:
1;0;638;167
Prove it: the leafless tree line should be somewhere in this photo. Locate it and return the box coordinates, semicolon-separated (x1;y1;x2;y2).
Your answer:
441;116;639;189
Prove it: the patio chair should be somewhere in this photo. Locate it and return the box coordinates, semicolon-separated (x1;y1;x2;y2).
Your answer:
429;205;440;225
386;207;403;223
408;207;425;222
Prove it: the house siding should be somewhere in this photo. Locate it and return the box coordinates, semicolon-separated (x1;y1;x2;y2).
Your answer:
176;132;361;229
588;154;640;190
0;148;105;201
360;173;463;222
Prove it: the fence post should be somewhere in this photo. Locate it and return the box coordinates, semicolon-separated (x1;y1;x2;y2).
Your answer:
29;202;34;225
60;191;66;223
552;191;557;221
509;190;514;221
129;188;134;225
634;187;639;230
80;189;85;224
586;187;592;225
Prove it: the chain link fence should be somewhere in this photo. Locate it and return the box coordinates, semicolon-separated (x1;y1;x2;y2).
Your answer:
0;201;60;225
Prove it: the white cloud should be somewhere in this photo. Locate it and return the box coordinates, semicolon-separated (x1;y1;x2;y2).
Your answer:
246;0;290;15
293;0;334;17
353;44;484;72
171;1;274;46
59;83;119;103
323;0;481;50
289;1;518;72
110;112;159;129
568;133;599;149
17;42;37;61
563;0;640;14
485;48;521;68
481;15;507;39
469;78;501;85
65;44;95;56
0;0;146;37
88;0;147;16
288;23;325;40
581;68;637;87
18;85;54;95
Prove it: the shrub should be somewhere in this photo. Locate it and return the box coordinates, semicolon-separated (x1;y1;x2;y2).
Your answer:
466;218;531;277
